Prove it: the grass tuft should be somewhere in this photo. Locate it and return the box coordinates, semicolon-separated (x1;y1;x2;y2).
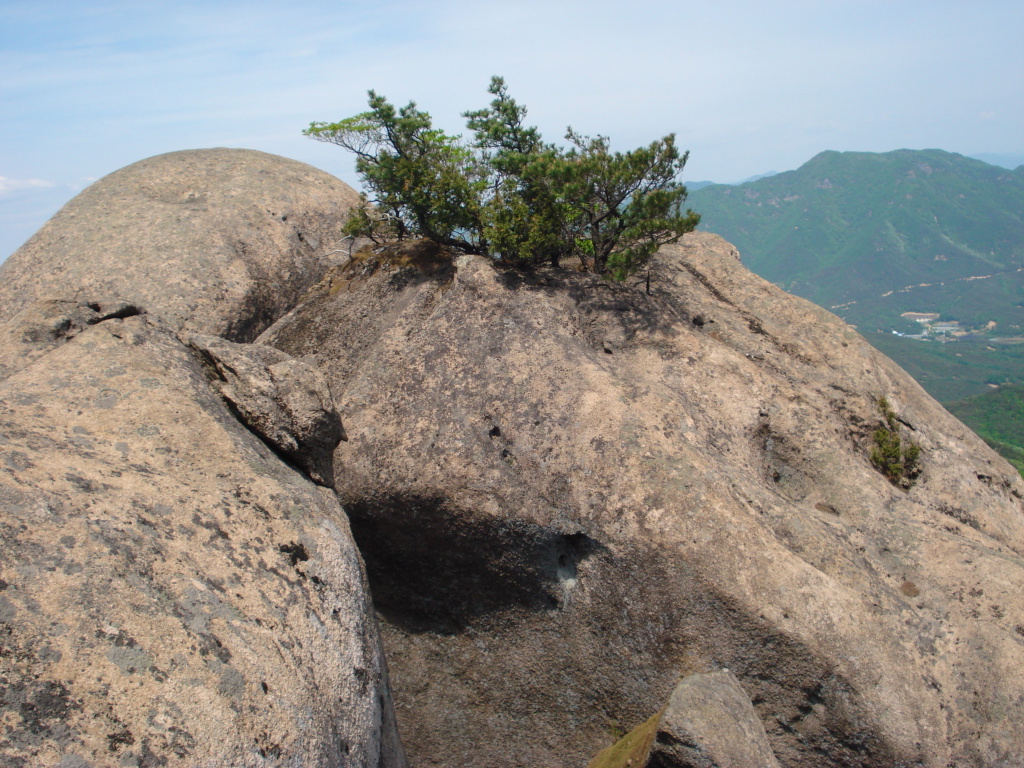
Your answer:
587;709;665;768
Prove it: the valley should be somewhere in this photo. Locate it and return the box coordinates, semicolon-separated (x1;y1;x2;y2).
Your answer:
688;148;1024;473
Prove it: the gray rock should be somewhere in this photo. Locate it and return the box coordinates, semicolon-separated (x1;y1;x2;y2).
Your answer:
0;148;360;341
648;670;780;768
0;309;405;767
188;333;345;487
261;233;1024;768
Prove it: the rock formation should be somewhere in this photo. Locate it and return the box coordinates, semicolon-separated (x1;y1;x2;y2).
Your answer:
188;334;346;488
648;670;781;767
0;148;359;341
587;669;781;768
261;236;1024;767
0;152;405;767
3;148;1024;767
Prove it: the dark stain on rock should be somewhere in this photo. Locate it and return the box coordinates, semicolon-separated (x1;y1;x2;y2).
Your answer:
107;728;135;752
191;511;230;541
278;541;309;569
0;678;80;757
64;473;96;492
937;503;980;530
139;737;172;766
197;633;231;664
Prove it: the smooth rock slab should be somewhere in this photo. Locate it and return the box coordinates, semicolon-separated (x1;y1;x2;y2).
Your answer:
261;232;1024;768
648;670;780;768
0;148;360;341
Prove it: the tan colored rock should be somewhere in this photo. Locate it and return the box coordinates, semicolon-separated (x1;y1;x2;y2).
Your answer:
587;670;780;768
0;306;405;767
261;233;1024;767
188;334;346;487
648;670;781;768
0;148;360;341
0;298;144;380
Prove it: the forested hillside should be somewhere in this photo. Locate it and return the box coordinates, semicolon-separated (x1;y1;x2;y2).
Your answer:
689;149;1024;473
689;149;1024;333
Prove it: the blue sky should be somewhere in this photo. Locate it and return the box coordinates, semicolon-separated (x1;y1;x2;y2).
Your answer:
2;0;1022;260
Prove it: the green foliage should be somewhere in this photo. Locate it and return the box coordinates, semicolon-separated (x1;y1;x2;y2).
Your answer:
306;93;485;252
306;77;700;278
869;398;921;486
946;383;1024;477
586;709;664;768
464;78;573;268
561;128;700;279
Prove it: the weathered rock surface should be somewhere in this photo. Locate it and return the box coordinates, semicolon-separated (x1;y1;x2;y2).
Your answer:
0;304;405;767
5;146;1024;767
0;298;145;381
0;150;405;767
261;234;1024;767
189;334;346;487
648;670;781;768
0;148;360;341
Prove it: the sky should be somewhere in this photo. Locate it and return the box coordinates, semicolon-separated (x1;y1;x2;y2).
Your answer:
2;0;1022;260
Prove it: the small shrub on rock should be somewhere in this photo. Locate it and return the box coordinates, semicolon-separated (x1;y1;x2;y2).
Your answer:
305;77;700;280
870;397;921;487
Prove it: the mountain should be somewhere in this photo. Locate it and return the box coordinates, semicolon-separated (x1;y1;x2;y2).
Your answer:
3;149;1024;767
742;170;779;183
688;148;1024;420
686;171;778;192
688;149;1024;338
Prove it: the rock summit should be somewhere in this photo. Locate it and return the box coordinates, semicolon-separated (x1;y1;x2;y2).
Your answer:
2;148;1023;767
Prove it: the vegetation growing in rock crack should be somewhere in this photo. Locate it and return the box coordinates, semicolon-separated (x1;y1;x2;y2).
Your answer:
870;397;921;487
305;76;701;280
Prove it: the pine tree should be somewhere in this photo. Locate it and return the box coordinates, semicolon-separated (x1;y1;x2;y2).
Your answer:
305;77;701;279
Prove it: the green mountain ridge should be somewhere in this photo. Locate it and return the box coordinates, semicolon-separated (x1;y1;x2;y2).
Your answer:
692;150;1019;315
688;149;1024;475
689;149;1024;332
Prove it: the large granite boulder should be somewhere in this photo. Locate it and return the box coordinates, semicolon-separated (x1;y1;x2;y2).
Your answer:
0;148;360;341
261;233;1024;767
188;333;346;488
4;144;1024;767
0;148;405;767
0;303;405;767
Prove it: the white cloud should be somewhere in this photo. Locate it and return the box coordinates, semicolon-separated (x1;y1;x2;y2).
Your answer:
0;176;55;195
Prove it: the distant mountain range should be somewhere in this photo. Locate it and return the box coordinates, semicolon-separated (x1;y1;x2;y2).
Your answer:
687;148;1024;473
687;171;779;191
688;149;1024;331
